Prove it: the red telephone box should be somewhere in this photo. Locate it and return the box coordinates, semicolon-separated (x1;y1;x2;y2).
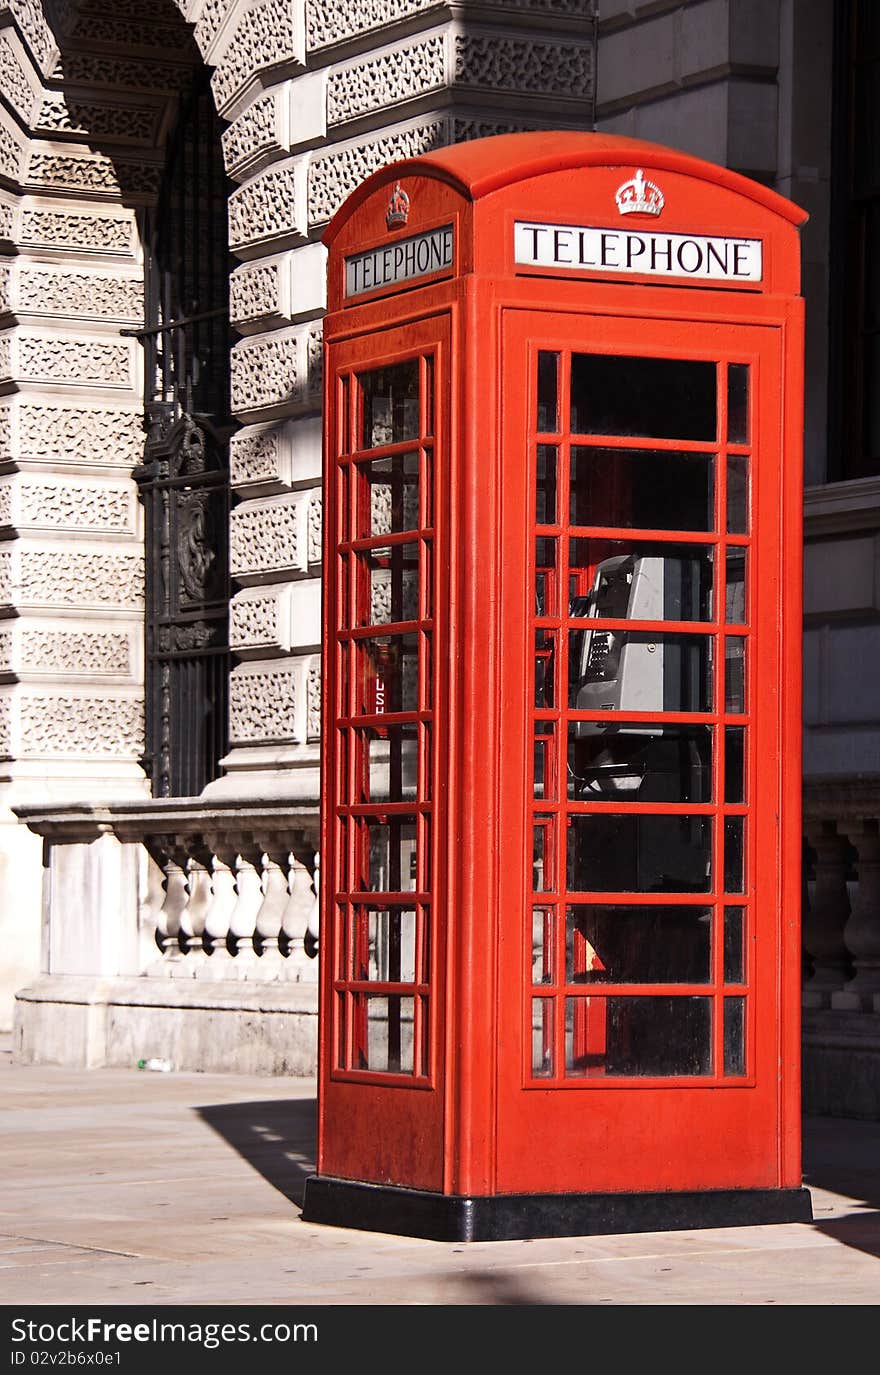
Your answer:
301;132;814;1240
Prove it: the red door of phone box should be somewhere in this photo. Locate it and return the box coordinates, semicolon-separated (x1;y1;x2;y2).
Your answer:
301;131;813;1241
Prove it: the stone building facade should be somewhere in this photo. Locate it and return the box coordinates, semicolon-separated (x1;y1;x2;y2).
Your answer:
2;0;878;1115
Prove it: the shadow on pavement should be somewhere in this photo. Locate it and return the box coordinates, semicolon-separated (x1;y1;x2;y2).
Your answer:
197;1097;317;1208
802;1114;880;1260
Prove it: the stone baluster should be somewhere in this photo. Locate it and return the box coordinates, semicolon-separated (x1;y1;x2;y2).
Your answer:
803;821;852;1008
832;818;880;1010
145;838;188;974
228;834;263;977
307;850;320;955
282;842;319;982
198;837;237;978
254;841;290;979
177;837;212;975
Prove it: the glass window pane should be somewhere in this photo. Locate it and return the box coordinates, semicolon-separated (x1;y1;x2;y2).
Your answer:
570;355;716;440
568;724;712;802
535;628;556;707
726;547;747;624
356;452;420;537
567;814;712;893
535;537;557;616
723;996;746;1075
536;444;558;523
724;906;745;983
725;636;746;713
568;631;713;713
532;998;554;1076
566;905;711;983
360;361;420;447
357;633;420;715
724;726;745;804
726;455;749;534
565;995;712;1076
727;364;749;444
569;540;714;621
533;818;554;892
355;815;418;893
532;906;554;984
358;543;420;626
534;721;557;800
571;447;715;531
724;815;745;893
355;724;418;802
352;993;414;1074
537;352;559;433
350;905;417;982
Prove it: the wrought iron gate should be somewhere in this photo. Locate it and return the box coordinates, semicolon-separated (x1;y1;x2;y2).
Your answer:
128;69;233;797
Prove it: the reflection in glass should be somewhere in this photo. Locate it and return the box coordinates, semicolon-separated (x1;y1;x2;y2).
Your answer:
535;537;557;616
360;360;420;447
724;727;745;804
570;447;714;531
565;996;712;1076
724;906;745;983
567;814;712;893
724;996;745;1075
350;905;417;982
725;636;746;713
726;547;747;623
724;815;745;893
533;818;554;892
727;364;749;444
360;543;420;626
532;906;554;984
353;993;414;1074
358;633;420;714
567;725;711;802
569;540;713;621
357;451;420;537
536;444;558;524
532;998;554;1076
534;721;556;800
566;905;711;983
537;352;559;433
727;455;749;534
356;723;418;802
568;630;713;714
355;815;417;893
535;628;556;707
570;354;716;440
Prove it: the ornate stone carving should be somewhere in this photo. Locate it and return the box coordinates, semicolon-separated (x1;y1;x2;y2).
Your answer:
453;32;592;98
19;695;144;755
0;482;11;525
13;266;143;321
221;90;281;178
4;401;142;464
0;334;11;381
0;118;23;183
63;14;193;52
18;549;144;607
0;195;16;243
0;34;38;121
211;0;301;114
306;326;322;400
229;259;285;327
0;694;11;754
17;480;134;532
16;629;131;675
53;53;198;92
14;333;132;387
229;665;298;742
34;95;163;146
0;627;11;672
18;207;137;256
307;0;440;50
308;119;446;226
0;548;11;604
306;657;320;739
328;34;445;126
194;0;235;53
25;150;161;199
230;497;300;577
230;330;300;413
307;491;322;564
8;0;55;71
228;162;301;252
0;260;11;316
230;591;284;652
229;424;290;487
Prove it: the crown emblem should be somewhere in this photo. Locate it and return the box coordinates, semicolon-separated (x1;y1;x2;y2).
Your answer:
386;181;410;229
615;168;664;217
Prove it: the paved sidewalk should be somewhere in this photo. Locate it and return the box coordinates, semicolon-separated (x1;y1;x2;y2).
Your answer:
1;1041;878;1307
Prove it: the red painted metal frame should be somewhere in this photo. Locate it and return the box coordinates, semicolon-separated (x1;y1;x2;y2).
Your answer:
318;132;806;1200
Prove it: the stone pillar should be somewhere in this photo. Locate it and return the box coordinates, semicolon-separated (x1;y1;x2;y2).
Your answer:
803;821;852;1007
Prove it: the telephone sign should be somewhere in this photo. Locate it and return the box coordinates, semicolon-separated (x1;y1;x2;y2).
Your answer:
303;131;813;1242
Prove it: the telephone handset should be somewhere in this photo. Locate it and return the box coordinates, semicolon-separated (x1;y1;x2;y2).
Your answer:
571;553;665;725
